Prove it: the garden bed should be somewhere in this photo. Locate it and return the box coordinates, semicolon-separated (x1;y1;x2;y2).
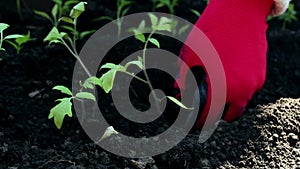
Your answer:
0;0;299;168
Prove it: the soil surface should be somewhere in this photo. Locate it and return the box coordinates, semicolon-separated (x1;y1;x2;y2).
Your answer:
0;0;299;168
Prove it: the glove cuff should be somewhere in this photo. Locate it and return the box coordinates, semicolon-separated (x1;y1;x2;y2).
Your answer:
271;0;291;16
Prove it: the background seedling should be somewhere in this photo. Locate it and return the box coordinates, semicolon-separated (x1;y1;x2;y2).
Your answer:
34;0;79;26
44;2;96;129
0;23;31;54
6;31;34;54
94;0;132;37
152;0;179;15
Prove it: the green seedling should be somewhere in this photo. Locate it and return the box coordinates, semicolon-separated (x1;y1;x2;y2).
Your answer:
34;0;79;26
94;0;132;37
44;2;96;129
6;31;34;54
278;3;297;29
152;0;179;15
0;23;31;53
98;13;193;111
45;8;192;129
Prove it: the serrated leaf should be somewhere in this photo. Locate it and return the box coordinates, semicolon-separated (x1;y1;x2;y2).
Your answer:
34;10;53;23
49;98;73;129
76;92;96;101
53;85;73;96
59;17;74;24
4;34;24;40
0;23;9;32
166;96;194;110
133;30;145;43
125;60;144;69
148;38;160;48
148;13;158;29
70;2;87;19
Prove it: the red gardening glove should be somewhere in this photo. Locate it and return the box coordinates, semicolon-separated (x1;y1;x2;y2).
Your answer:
175;0;275;129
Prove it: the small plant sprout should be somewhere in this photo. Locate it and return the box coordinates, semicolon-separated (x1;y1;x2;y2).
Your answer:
44;2;96;129
152;0;179;15
94;0;132;37
278;3;297;29
98;13;193;111
0;23;31;53
34;0;79;26
6;31;34;54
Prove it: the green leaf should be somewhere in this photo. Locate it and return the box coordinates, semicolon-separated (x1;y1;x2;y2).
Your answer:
70;2;87;19
59;17;74;24
190;9;201;17
49;98;73;129
61;25;74;32
52;0;63;6
15;31;33;46
166;96;194;110
121;7;131;17
138;56;143;63
178;24;190;35
148;38;160;48
99;67;118;93
44;27;62;42
100;63;118;70
76;92;96;101
125;60;144;69
133;30;145;43
4;34;24;40
148;13;158;29
53;85;73;96
6;40;19;51
79;30;96;39
51;4;59;19
34;10;53;23
154;3;165;9
82;76;102;89
137;20;146;32
96;126;118;143
93;16;114;22
156;17;172;32
64;0;79;7
0;23;9;32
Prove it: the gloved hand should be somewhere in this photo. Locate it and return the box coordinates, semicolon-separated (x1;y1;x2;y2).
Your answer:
175;0;291;130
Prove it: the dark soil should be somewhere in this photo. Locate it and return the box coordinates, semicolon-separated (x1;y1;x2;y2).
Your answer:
0;0;299;168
